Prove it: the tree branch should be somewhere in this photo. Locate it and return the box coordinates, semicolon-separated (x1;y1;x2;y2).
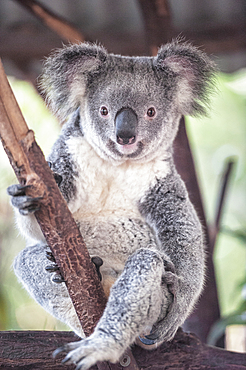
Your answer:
1;329;245;369
209;158;236;251
14;0;84;44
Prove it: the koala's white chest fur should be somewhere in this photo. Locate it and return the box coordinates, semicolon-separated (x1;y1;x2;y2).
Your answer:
66;136;170;218
66;136;170;296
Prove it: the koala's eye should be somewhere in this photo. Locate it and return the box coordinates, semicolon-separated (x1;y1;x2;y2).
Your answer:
147;107;156;118
100;106;109;116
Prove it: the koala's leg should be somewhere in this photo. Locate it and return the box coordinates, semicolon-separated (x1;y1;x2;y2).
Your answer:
13;243;84;337
54;248;172;369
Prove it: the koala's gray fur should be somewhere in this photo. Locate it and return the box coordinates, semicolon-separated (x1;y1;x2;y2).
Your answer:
9;40;215;369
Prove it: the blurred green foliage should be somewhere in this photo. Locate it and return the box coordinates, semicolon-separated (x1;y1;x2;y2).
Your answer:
0;72;245;335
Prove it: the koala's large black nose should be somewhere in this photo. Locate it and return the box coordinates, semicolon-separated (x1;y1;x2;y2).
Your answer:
115;108;138;145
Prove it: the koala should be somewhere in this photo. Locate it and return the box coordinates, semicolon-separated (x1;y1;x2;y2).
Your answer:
8;40;215;369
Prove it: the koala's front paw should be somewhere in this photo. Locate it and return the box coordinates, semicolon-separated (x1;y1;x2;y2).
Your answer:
45;251;65;283
7;184;42;215
162;259;178;296
54;333;121;370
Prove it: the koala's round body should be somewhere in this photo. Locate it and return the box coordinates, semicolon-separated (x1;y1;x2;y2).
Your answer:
10;40;216;369
59;133;171;297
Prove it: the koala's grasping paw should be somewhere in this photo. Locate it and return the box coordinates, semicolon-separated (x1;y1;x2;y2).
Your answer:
7;184;42;215
9;40;215;369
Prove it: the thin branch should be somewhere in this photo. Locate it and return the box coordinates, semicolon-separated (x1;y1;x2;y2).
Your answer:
210;158;236;251
215;159;235;230
15;0;84;44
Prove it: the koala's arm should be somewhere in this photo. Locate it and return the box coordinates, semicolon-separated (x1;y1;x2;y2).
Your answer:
138;167;205;342
9;110;80;243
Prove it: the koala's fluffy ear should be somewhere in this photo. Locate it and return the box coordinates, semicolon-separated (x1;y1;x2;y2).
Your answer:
154;40;216;116
40;43;108;121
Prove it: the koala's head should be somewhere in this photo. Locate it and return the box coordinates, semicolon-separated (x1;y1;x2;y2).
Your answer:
41;41;215;164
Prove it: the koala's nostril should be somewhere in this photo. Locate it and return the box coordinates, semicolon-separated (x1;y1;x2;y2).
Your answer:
117;135;136;145
128;136;136;145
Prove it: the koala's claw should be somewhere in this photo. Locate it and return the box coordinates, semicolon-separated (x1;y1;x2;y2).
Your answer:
91;256;103;281
53;345;65;359
45;251;65;283
138;334;157;345
143;331;159;342
47;161;63;186
52;275;66;284
45;264;60;273
7;184;42;215
138;326;162;346
53;173;63;187
53;341;82;365
7;184;31;196
45;250;56;262
53;337;115;370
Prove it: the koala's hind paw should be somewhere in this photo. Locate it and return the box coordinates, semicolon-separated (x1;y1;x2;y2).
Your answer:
54;334;122;370
7;184;42;215
45;251;65;283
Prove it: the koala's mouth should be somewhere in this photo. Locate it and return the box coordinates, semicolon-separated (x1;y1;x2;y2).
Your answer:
107;139;144;159
118;141;138;153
